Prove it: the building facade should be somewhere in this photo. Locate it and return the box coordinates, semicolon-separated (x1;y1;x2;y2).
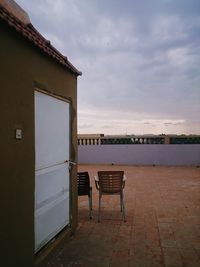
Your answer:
0;1;81;266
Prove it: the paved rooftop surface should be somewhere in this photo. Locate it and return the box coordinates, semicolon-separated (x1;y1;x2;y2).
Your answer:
43;165;200;267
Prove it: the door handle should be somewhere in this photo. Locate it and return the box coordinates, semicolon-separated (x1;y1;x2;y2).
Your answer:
69;161;76;166
65;160;77;166
68;160;76;170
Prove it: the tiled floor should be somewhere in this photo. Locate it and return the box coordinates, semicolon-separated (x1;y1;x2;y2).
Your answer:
42;165;200;267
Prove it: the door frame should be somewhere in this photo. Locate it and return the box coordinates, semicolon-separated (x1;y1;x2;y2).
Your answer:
34;87;73;251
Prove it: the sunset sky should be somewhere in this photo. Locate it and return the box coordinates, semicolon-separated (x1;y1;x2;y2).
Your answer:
17;0;200;135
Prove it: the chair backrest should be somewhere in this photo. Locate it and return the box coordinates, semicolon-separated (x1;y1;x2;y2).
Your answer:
77;172;90;196
97;171;124;194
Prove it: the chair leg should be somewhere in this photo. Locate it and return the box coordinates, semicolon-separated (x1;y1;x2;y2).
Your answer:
121;192;126;222
90;187;92;210
120;194;123;212
89;195;92;219
98;193;101;222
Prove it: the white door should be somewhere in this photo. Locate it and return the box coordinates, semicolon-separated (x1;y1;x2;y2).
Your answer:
34;91;70;252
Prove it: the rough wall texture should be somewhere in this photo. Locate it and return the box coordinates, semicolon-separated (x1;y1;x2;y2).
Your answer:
0;22;78;267
78;145;200;166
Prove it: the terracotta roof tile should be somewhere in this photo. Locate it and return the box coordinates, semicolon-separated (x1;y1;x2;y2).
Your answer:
0;4;81;76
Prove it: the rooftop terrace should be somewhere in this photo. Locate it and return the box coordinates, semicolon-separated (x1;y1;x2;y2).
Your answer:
42;165;200;267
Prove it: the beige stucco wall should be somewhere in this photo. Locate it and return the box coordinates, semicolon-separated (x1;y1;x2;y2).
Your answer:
0;21;78;267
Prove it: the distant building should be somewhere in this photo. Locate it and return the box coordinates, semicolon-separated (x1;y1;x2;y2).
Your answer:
78;134;200;145
78;133;104;145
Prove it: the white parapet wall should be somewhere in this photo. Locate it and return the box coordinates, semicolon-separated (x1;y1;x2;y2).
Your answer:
78;144;200;166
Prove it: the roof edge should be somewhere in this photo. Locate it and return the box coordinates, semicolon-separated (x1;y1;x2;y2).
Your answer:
0;2;82;76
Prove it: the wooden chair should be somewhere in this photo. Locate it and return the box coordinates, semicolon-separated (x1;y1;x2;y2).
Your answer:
95;171;126;222
77;172;92;219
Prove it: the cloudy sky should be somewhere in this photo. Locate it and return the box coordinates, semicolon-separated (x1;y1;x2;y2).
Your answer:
17;0;200;135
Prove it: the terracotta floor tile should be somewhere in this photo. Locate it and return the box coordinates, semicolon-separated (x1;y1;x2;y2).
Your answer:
41;165;200;267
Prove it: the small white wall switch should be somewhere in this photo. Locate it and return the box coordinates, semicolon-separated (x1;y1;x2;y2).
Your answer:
15;129;22;139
